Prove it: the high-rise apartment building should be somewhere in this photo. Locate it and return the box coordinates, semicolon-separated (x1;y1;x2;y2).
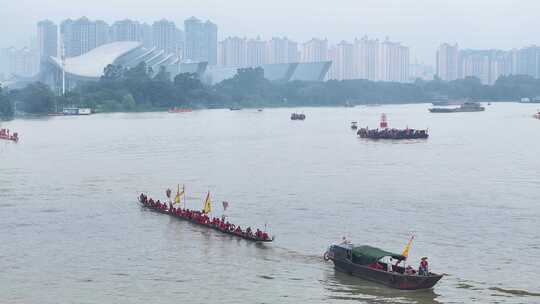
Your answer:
327;41;354;80
140;23;153;49
246;37;267;66
0;47;39;77
436;43;459;81
218;37;246;67
301;38;328;63
436;44;519;85
60;17;110;57
153;19;180;55
379;39;409;82
184;17;217;65
516;46;540;79
353;36;379;81
267;37;298;64
37;20;58;61
111;19;141;42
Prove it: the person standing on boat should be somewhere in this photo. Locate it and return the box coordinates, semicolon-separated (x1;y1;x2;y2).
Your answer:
419;257;429;276
340;236;351;245
387;258;394;272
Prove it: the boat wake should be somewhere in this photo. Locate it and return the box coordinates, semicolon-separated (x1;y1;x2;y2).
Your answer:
488;287;540;297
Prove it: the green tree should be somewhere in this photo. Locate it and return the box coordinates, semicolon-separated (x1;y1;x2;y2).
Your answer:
0;85;14;118
14;82;56;114
121;94;136;111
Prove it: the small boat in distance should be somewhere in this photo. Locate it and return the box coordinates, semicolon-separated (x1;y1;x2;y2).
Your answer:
520;97;540;103
431;99;466;106
534;111;540;119
168;107;193;113
429;102;485;113
0;128;18;142
351;121;358;130
291;113;306;120
324;243;443;290
229;106;242;111
62;107;92;115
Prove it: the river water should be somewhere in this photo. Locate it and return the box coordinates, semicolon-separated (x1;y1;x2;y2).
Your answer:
1;103;539;304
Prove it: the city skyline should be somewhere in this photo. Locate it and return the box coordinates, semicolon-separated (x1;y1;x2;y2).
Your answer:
2;0;540;64
3;15;540;84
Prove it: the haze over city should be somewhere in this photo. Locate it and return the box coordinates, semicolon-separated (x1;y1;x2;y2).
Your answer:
3;1;540;304
2;0;540;62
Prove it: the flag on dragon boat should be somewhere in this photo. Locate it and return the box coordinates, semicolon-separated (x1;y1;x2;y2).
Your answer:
202;191;212;214
174;184;185;205
402;236;414;259
222;201;229;211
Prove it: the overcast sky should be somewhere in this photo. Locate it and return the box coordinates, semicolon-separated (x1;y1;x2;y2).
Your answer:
2;0;540;64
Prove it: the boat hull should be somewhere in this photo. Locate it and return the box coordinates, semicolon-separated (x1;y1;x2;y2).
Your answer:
137;199;273;243
168;108;193;113
331;258;442;290
429;107;485;113
0;134;18;142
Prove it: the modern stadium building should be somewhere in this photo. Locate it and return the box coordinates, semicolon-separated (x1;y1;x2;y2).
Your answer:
40;41;331;92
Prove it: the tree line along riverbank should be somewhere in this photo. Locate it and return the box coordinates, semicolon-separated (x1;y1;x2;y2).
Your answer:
2;62;540;119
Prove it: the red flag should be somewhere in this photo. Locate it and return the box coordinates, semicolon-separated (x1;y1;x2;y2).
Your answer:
222;201;229;210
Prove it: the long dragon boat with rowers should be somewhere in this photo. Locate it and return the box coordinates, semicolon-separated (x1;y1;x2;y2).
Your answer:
0;128;19;142
137;188;273;243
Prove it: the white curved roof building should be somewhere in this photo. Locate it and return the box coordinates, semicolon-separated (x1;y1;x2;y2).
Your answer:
50;41;142;78
42;41;208;91
41;41;330;92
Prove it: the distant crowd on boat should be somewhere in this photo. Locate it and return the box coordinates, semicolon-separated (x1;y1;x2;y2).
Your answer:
355;114;428;140
138;193;271;241
358;128;428;139
0;129;18;142
168;107;193;113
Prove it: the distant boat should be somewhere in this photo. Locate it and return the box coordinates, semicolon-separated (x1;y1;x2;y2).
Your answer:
257;108;263;112
429;102;485;113
357;114;428;140
324;243;443;290
168;107;193;113
534;111;540;119
62;107;92;115
291;113;306;120
431;100;465;106
229;106;242;111
0;129;18;142
207;103;223;109
520;97;540;103
351;121;358;130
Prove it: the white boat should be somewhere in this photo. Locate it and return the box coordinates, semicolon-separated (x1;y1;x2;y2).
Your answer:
62;107;92;115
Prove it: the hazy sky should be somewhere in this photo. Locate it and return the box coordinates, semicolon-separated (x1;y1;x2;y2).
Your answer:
2;0;540;63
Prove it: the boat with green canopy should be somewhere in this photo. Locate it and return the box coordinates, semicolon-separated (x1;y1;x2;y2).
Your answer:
324;243;443;290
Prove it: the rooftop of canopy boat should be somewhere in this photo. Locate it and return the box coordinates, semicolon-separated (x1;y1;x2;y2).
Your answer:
350;245;406;265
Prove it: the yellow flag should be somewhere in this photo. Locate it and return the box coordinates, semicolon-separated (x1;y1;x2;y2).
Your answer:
174;184;185;205
202;191;212;214
402;236;414;258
